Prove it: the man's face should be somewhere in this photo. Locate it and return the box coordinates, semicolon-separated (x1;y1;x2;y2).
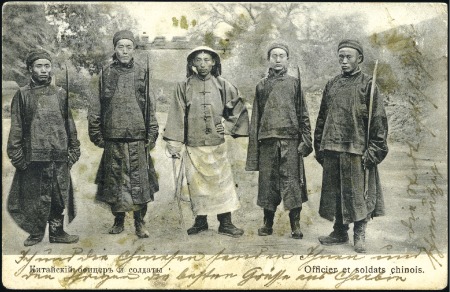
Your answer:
29;59;52;82
269;48;288;72
193;52;215;77
115;39;134;64
338;47;362;74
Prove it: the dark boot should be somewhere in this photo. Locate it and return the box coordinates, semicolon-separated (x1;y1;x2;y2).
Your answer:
217;212;244;238
134;210;149;238
48;215;79;244
354;220;367;253
318;221;349;245
109;212;125;234
258;209;275;236
289;207;303;239
187;215;208;235
24;234;45;247
24;223;46;246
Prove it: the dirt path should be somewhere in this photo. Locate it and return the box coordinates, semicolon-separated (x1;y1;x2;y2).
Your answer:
2;113;447;256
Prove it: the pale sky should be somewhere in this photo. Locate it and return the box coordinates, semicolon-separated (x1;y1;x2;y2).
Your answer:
123;2;447;40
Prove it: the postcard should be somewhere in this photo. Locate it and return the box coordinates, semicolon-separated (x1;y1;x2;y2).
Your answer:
2;2;447;289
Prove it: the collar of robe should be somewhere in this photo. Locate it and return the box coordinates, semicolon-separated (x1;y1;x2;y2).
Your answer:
268;67;288;78
30;75;52;89
342;67;361;77
194;73;212;81
112;54;135;69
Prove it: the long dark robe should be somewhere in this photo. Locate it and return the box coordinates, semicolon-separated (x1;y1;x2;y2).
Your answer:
319;151;385;223
246;70;312;211
7;81;80;234
88;60;159;211
314;70;388;223
8;162;76;234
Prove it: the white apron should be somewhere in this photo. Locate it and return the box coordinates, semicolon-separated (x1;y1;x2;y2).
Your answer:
184;143;241;216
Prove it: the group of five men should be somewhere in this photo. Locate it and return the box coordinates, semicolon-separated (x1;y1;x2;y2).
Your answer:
7;30;388;254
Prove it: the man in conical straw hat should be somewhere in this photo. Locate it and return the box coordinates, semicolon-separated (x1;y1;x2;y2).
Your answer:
164;46;249;237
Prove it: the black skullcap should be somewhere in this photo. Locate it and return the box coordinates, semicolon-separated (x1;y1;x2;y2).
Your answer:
26;49;52;68
338;39;364;62
267;43;289;59
113;30;135;47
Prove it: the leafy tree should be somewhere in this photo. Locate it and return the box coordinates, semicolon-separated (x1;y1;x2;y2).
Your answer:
180;15;189;30
3;3;138;112
172;17;179;27
46;3;137;73
218;38;230;52
171;15;197;31
186;3;373;92
3;3;137;80
2;3;58;84
203;31;215;48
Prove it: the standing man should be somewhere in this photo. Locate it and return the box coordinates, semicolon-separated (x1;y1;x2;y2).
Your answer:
163;46;249;237
246;43;313;239
88;30;159;238
314;40;388;253
7;49;80;246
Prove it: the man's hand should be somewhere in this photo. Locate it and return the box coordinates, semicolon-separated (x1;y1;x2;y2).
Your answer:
297;142;311;157
68;152;78;170
215;123;224;135
362;150;375;169
166;140;183;159
171;153;181;159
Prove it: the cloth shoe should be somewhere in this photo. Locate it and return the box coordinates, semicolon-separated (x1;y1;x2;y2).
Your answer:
318;218;349;245
24;234;45;246
217;212;244;238
48;215;79;244
353;220;367;253
109;213;125;234
289;207;303;239
318;230;349;245
134;210;149;238
187;215;208;235
258;209;274;236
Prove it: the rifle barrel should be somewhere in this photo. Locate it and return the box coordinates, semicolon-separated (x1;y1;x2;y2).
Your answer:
364;60;379;198
366;60;378;147
145;54;150;141
297;65;304;186
65;64;70;161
